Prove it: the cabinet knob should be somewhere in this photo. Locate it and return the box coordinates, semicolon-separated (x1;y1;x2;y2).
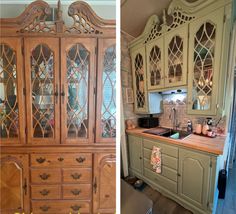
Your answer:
39;173;50;180
71;173;82;180
76;157;86;163
40;205;50;212
71;189;81;195
139;157;142;160
40;189;50;196
177;173;181;177
58;157;64;162
36;157;46;164
70;205;81;211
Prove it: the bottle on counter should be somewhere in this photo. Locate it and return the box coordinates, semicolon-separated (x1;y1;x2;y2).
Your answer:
187;120;193;133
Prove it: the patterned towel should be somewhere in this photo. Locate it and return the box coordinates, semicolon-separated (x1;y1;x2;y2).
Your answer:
150;146;161;173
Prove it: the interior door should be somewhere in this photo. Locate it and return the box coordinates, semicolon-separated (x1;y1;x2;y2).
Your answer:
0;38;25;144
61;38;96;144
24;38;60;144
0;154;29;213
96;39;116;143
93;153;116;214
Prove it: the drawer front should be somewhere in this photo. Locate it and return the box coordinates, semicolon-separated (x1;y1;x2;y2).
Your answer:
31;153;92;167
143;148;178;170
143;158;177;182
31;200;90;214
62;184;91;200
62;168;92;183
31;185;61;199
143;139;178;158
31;169;61;184
144;168;177;194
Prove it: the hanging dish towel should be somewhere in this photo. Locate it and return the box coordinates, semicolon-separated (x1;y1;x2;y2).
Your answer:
150;146;161;173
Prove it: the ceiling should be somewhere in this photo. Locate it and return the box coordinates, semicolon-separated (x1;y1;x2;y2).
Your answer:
0;0;116;5
121;0;172;38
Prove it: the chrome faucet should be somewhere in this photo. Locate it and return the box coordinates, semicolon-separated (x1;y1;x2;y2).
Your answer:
169;107;180;130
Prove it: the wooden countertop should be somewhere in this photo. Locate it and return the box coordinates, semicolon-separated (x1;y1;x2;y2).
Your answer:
126;128;226;155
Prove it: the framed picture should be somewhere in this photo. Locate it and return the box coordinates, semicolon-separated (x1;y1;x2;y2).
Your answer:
125;88;134;103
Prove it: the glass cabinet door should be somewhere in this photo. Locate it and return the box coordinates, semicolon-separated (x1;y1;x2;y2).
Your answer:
96;39;116;143
188;8;224;115
61;38;96;144
0;154;29;213
0;38;25;144
24;38;60;144
131;47;148;113
146;37;165;90
164;25;188;88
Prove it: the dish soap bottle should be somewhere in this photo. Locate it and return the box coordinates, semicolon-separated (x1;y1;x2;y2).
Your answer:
187;120;193;133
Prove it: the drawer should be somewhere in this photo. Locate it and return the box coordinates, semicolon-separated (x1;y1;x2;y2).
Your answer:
31;200;90;214
143;158;177;182
62;168;92;183
144;168;177;194
31;169;61;184
143;139;178;158
31;153;92;168
31;185;61;199
62;184;91;200
143;148;178;170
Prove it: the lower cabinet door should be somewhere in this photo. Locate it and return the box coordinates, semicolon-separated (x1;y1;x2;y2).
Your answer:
178;148;210;209
93;153;116;213
0;154;29;213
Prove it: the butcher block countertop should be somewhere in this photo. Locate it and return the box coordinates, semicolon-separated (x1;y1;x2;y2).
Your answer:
126;128;226;155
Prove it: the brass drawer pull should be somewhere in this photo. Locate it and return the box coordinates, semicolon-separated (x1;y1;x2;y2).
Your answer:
71;173;82;180
76;157;86;163
58;157;64;162
39;173;50;180
40;189;50;196
71;189;81;195
36;157;46;164
40;205;50;212
70;205;81;211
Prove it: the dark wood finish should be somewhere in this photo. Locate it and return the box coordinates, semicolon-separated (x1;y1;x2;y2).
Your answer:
96;39;116;144
93;153;116;213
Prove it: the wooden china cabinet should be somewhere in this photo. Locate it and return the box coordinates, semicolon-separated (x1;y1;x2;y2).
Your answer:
0;1;116;213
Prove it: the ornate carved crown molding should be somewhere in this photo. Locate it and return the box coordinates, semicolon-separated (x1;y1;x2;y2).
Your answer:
0;0;115;37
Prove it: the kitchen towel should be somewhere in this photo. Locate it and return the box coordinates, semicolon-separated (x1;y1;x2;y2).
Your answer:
150;146;161;173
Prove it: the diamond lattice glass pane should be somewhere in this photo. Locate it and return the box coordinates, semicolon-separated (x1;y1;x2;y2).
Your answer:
192;22;215;110
31;44;54;138
101;45;116;138
168;36;183;84
0;44;19;138
135;53;145;108
67;44;89;138
149;45;161;86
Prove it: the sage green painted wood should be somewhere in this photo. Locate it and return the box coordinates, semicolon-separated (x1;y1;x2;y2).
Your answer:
187;7;224;115
144;168;178;194
130;46;149;113
164;24;188;88
178;148;211;210
127;135;143;174
146;36;165;90
143;138;178;158
143;148;178;170
144;158;178;182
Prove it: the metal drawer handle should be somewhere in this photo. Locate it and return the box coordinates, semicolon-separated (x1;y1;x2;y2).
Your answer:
40;205;50;212
36;157;46;164
76;157;86;163
71;189;81;195
71;173;82;180
40;189;50;196
39;173;50;180
71;205;81;211
58;157;64;162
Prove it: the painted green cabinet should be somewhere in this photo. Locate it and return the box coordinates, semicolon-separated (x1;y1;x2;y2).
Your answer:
187;8;225;115
178;148;211;210
127;135;143;175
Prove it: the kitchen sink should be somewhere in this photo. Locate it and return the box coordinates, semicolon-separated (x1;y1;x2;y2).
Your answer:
143;128;191;140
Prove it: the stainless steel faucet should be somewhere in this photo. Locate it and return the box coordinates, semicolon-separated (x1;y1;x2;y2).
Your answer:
169;107;180;130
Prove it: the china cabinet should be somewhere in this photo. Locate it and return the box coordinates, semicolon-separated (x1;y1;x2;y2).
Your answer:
129;0;232;116
0;0;116;213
